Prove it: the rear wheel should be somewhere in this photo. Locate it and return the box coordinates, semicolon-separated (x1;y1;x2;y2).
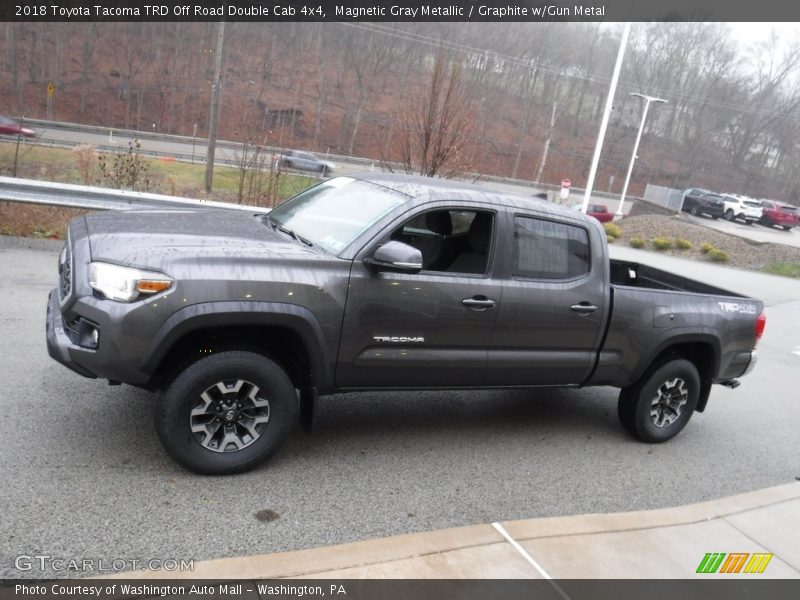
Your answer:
155;351;297;475
724;209;734;220
618;358;700;443
690;206;699;216
783;226;792;231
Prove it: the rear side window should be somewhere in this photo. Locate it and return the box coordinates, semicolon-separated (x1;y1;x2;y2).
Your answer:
513;217;590;280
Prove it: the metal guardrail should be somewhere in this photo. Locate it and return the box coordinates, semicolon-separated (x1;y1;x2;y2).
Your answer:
0;176;266;213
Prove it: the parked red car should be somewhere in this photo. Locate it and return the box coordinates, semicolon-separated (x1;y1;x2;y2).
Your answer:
759;200;799;231
0;115;36;137
586;203;615;223
570;203;614;222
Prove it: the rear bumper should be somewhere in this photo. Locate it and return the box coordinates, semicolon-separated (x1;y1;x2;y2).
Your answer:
741;350;757;377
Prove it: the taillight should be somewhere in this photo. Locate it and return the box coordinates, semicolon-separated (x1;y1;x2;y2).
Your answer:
754;312;766;347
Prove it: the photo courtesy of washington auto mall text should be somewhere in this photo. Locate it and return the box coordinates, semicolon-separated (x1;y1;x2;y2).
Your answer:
11;584;347;599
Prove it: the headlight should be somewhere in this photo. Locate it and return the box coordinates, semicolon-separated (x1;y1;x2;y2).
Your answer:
88;262;173;302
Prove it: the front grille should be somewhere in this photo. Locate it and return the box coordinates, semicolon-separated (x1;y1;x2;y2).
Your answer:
58;243;72;300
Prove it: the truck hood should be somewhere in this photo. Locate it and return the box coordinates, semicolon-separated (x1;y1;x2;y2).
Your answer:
85;209;322;268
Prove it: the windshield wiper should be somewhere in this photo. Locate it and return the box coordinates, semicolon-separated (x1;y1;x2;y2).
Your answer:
278;225;314;247
260;214;278;230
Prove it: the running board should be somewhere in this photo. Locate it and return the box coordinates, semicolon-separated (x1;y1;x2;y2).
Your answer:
718;379;740;389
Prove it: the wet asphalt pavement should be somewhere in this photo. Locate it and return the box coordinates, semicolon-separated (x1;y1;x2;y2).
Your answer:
1;237;798;579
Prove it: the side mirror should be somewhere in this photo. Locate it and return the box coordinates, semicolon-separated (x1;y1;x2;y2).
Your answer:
365;241;423;273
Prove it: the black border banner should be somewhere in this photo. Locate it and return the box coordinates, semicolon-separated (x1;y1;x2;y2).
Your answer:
3;0;800;22
3;580;800;600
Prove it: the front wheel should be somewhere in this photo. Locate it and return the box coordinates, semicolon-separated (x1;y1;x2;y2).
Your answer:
618;358;700;443
155;351;297;475
690;206;699;216
724;209;734;220
783;225;792;231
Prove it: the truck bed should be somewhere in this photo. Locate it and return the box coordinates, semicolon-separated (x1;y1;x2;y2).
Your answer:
609;259;746;298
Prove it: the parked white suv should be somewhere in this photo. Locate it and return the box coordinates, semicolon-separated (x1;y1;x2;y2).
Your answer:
721;194;763;225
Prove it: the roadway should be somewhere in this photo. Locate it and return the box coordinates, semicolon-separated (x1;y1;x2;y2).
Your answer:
23;121;631;212
0;236;797;579
17;121;800;246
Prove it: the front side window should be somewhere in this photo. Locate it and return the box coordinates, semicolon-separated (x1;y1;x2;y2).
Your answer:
389;209;494;274
269;177;408;254
513;217;590;280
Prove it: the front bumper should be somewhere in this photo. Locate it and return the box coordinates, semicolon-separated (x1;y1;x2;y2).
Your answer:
46;289;96;379
46;288;155;386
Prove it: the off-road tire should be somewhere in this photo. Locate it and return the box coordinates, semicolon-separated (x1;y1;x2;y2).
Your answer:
618;358;700;443
155;351;297;475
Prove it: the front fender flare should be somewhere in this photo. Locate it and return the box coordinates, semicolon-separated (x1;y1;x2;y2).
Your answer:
141;301;332;391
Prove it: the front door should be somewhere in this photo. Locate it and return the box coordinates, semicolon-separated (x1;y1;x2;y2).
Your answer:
336;209;501;388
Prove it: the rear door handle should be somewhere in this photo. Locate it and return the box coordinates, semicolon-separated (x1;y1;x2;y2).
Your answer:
570;302;598;315
462;296;497;310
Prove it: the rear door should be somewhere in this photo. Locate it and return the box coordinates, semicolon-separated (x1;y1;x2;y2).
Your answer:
485;213;607;386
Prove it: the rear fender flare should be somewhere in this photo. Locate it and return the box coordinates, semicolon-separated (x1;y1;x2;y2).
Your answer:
628;330;721;387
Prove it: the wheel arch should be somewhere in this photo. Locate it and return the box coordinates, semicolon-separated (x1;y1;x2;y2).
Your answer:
142;302;332;393
630;334;720;413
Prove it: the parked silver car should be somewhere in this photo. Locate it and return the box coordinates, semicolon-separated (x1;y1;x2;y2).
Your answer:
277;150;335;176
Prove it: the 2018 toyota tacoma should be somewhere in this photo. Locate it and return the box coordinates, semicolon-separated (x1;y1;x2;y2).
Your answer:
46;175;765;474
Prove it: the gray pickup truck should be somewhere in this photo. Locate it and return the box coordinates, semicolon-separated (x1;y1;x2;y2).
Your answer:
46;174;765;474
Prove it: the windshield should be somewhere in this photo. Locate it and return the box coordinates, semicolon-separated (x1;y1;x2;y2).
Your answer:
268;177;408;254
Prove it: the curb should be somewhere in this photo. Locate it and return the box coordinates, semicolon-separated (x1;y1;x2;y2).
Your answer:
108;482;800;580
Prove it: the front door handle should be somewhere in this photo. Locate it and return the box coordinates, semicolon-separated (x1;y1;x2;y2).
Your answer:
570;302;598;315
462;296;497;310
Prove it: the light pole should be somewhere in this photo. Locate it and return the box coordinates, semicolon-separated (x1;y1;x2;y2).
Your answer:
616;93;668;216
582;22;631;214
205;20;226;194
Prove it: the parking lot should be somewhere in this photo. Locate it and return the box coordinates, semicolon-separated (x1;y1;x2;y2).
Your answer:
1;237;799;579
684;212;800;248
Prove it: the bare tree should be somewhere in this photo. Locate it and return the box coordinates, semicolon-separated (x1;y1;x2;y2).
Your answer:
342;27;399;156
534;95;564;183
394;49;476;177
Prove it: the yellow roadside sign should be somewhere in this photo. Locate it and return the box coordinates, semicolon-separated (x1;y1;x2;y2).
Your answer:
47;83;55;97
